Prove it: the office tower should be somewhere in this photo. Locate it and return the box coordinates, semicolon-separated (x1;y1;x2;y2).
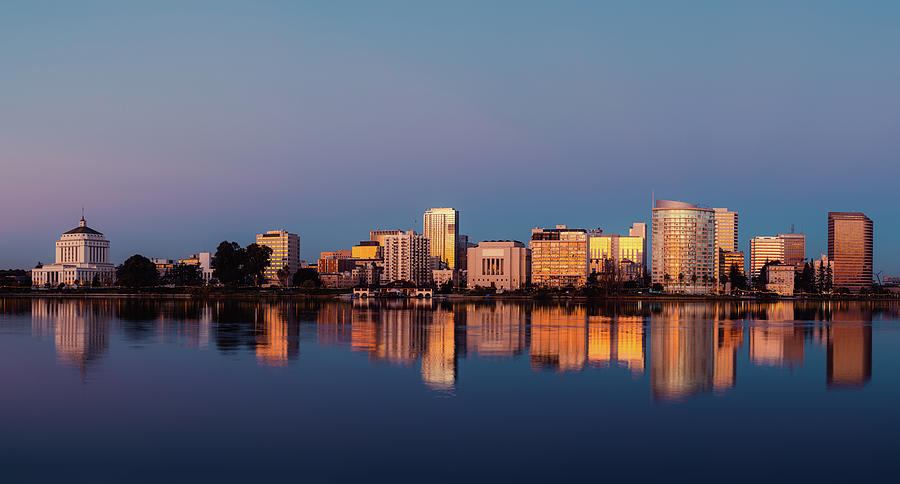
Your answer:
467;240;531;291
778;233;806;268
255;230;301;285
713;208;739;286
423;208;460;269
381;231;431;286
713;208;739;252
828;212;874;292
530;225;590;288
749;236;784;280
651;200;716;294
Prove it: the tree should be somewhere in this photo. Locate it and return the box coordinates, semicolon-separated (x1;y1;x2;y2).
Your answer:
438;279;454;294
292;268;321;288
728;264;747;291
796;262;815;294
276;268;290;287
244;243;273;286
116;255;159;287
162;263;203;286
92;274;102;288
212;241;245;286
754;260;780;291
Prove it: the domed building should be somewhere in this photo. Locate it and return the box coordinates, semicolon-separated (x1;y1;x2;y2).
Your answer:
32;217;116;287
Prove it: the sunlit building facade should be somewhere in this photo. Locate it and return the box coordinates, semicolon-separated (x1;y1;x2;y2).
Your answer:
749;236;784;280
778;233;806;268
382;231;431;286
467;240;531;291
650;200;716;294
530;226;589;288
588;222;646;281
719;250;745;282
423;208;460;269
828;212;874;292
32;217;116;287
713;208;738;289
255;230;300;285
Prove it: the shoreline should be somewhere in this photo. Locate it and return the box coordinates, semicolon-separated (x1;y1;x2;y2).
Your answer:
2;290;898;303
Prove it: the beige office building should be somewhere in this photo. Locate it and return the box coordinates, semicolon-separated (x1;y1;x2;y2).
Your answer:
255;230;301;285
765;264;795;296
651;200;716;294
467;240;531;291
381;231;431;286
530;226;589;288
423;208;460;269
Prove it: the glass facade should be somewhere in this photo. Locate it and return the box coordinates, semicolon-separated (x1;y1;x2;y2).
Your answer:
651;201;716;294
828;212;873;292
530;226;589;288
423;208;459;270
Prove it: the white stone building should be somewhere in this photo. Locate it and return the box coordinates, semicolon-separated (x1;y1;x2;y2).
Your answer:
32;217;116;287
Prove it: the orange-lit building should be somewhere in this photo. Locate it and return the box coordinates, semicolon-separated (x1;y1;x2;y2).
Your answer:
530;226;589;288
828;212;873;292
651;200;716;294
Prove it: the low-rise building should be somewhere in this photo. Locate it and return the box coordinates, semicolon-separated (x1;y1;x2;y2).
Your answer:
468;240;531;291
766;264;795;296
178;252;214;283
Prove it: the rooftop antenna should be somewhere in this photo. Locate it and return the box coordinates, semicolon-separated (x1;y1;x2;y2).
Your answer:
791;223;795;234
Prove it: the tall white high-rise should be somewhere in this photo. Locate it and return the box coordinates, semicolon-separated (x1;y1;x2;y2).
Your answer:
651;200;716;294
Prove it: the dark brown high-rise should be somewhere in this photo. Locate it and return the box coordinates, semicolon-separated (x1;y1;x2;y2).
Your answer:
827;212;873;292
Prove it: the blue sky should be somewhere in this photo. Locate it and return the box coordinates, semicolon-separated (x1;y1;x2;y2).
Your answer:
1;1;898;275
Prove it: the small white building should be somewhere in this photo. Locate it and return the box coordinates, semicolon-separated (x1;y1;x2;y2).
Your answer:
766;264;795;296
32;217;116;287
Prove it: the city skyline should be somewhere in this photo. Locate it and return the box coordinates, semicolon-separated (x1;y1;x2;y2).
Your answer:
2;2;900;274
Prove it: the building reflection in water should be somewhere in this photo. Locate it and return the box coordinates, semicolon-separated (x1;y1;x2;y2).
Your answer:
32;299;112;379
256;303;299;367
466;303;526;357
530;306;587;372
587;315;645;376
828;306;872;389
12;299;887;395
650;305;715;401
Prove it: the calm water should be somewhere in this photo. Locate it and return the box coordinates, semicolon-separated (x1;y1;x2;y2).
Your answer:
1;297;898;482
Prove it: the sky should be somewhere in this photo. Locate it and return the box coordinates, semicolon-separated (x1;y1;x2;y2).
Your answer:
2;1;899;275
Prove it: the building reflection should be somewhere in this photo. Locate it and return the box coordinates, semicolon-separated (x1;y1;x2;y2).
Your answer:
749;323;804;368
466;303;526;357
32;299;112;379
256;303;299;367
530;306;587;372
10;299;890;396
587;315;645;375
650;305;715;401
827;306;872;388
422;307;457;390
713;321;742;391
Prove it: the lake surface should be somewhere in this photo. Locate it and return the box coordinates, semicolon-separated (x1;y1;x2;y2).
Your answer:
1;297;898;482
